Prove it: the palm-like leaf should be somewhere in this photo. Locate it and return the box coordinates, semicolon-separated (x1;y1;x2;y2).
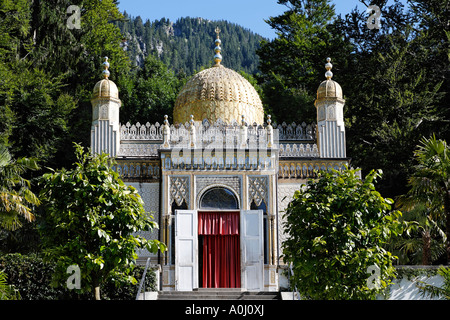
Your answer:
393;135;450;264
413;135;450;192
0;270;21;300
0;145;40;231
405;135;450;262
417;266;450;300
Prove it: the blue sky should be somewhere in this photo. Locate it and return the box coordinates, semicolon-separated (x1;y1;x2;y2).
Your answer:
117;0;370;39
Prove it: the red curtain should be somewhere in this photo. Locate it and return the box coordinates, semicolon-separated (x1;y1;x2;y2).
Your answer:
198;212;240;288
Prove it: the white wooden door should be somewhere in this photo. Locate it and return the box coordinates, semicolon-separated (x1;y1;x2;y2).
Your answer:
175;210;198;291
240;210;264;291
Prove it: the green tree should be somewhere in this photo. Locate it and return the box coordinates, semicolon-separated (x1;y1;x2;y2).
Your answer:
1;0;131;169
406;136;450;264
0;0;77;164
390;202;446;265
39;144;166;300
257;0;352;123
341;23;443;197
120;54;185;124
408;0;449;142
282;168;402;299
258;0;447;200
0;145;40;231
113;16;264;75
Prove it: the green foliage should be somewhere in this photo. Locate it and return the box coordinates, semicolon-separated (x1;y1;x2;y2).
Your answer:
257;0;447;198
38;144;165;299
282;168;403;299
0;253;67;300
404;135;450;263
0;269;20;300
0;0;77;163
417;266;450;300
1;66;77;163
342;26;444;197
0;144;40;231
120;54;185;124
0;0;131;169
391;136;450;265
389;202;446;265
257;0;352;123
0;253;156;300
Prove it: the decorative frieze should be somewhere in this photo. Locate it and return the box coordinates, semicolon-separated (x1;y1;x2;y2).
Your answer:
114;160;160;180
120;122;163;140
279;143;319;158
161;149;278;171
119;119;316;143
118;143;160;157
278;160;348;179
275;121;316;141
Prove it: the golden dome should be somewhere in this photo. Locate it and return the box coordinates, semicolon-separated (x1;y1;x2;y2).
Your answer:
173;28;264;125
316;57;343;100
92;57;119;100
317;79;342;100
173;65;264;125
93;79;119;99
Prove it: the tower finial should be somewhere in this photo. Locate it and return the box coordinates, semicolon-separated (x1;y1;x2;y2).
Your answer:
325;57;333;80
102;56;110;79
214;27;222;66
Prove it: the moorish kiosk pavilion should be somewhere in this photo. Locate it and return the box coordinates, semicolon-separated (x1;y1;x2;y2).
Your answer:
90;30;349;292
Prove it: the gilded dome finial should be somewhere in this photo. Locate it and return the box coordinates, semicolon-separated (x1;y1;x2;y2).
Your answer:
102;56;110;79
325;57;333;80
214;27;222;66
316;57;343;100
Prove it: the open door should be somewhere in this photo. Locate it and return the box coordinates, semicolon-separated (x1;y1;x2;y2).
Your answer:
240;210;264;291
175;210;198;291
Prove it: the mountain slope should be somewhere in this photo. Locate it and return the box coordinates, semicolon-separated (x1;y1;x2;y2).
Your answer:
113;14;266;75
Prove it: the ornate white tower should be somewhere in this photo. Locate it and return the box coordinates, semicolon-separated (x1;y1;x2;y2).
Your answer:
315;58;346;158
90;57;121;156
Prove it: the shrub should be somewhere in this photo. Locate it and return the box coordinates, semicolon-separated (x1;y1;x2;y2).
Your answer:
0;253;156;300
282;168;403;299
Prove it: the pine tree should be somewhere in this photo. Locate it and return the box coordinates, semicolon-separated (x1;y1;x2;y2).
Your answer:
256;0;352;123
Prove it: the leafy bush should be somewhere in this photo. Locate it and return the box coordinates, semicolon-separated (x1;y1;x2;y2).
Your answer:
0;253;156;300
0;253;64;299
282;168;403;299
38;144;164;300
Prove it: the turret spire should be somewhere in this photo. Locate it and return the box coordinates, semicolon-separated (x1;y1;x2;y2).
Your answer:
325;57;333;80
214;27;222;66
102;56;110;79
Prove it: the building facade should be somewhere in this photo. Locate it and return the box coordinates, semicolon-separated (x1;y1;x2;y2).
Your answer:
90;34;349;292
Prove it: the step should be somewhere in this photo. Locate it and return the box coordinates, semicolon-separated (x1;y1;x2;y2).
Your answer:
157;289;280;300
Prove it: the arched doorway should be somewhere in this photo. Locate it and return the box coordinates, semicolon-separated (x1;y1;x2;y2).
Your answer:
198;187;240;288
